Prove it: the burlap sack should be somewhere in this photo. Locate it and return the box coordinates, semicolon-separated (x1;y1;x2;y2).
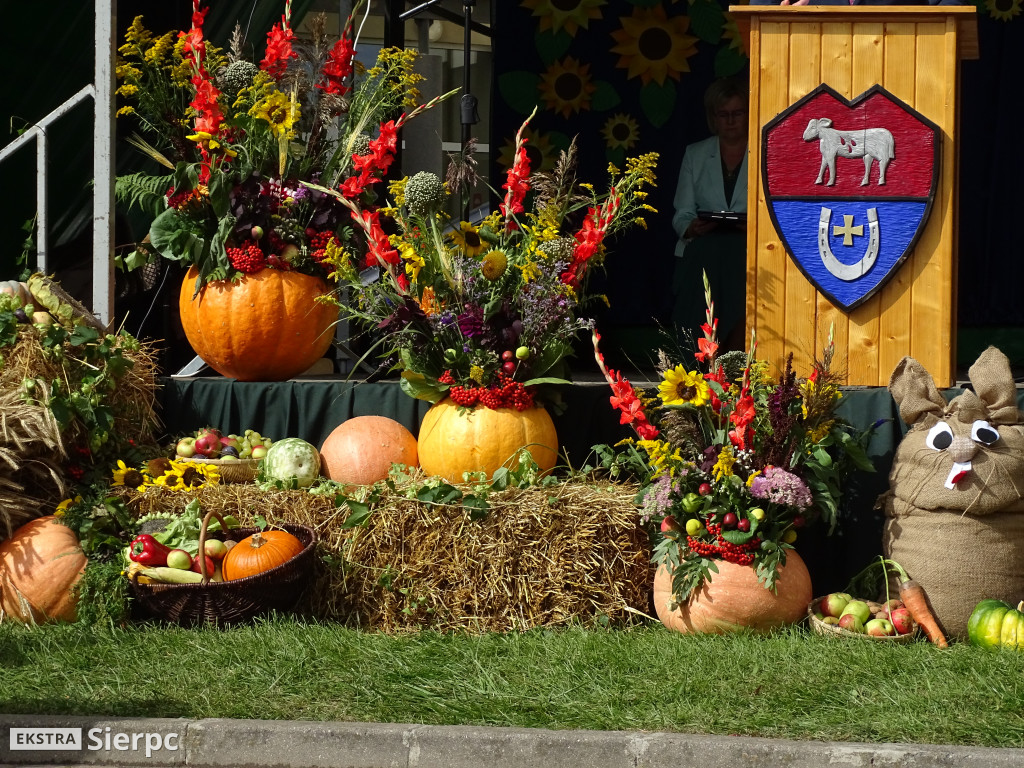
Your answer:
880;347;1024;639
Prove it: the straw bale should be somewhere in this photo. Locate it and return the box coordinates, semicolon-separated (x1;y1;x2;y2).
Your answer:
0;321;161;539
115;479;652;633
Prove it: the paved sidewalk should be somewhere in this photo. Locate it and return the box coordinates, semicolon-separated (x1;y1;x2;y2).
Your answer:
3;715;1023;768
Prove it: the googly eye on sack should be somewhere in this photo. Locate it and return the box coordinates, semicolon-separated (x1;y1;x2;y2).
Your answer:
971;420;999;446
926;422;953;451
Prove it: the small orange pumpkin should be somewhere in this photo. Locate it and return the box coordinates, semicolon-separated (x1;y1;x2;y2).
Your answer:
221;530;304;581
178;266;337;381
0;515;87;623
653;551;813;634
320;415;419;486
417;398;558;483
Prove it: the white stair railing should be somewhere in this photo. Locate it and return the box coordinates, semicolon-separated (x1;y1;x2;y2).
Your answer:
0;0;115;327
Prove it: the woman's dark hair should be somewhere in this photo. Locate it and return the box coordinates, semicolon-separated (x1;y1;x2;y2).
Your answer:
704;76;749;133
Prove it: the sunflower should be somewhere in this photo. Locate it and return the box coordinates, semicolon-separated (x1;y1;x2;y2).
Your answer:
449;221;486;257
538;57;597;119
986;0;1022;20
601;113;640;151
610;6;698;85
659;365;710;407
112;460;148;490
153;469;186;491
250;88;299;140
54;496;82;518
721;12;746;51
520;0;606;36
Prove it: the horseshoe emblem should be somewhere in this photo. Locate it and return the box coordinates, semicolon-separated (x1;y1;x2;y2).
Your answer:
817;207;879;281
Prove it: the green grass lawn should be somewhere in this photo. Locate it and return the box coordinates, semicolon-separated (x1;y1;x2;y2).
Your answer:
2;618;1022;748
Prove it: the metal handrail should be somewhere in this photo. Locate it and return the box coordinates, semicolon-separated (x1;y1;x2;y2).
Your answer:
0;0;114;327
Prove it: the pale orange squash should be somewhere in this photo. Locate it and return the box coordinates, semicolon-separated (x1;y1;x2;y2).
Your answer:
653;551;812;634
0;515;87;623
221;530;304;581
417;398;558;483
178;266;337;381
320;415;419;486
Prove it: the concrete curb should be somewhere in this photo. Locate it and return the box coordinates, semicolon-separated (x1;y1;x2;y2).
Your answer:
2;715;1022;768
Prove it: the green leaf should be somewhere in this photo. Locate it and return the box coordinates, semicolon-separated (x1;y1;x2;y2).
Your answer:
498;72;541;116
534;30;572;64
462;495;490;520
399;371;446;403
590;81;621;112
689;0;725;44
721;528;755;545
341;500;371;528
490;467;510;491
521;376;571;387
639;81;677;128
714;45;749;78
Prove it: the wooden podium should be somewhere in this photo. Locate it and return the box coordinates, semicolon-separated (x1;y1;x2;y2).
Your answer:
732;6;977;387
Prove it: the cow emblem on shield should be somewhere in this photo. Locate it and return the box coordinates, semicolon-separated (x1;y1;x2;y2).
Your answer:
762;84;940;311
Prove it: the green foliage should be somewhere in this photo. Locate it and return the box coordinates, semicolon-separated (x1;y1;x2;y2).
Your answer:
115;171;175;219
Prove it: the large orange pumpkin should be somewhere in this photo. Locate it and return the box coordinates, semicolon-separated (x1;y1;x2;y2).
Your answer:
320;415;419;486
0;515;87;623
653;551;812;634
221;530;305;581
417;399;558;483
178;266;337;381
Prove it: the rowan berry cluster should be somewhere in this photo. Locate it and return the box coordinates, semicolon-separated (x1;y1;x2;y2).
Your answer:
227;242;268;274
308;230;339;265
438;371;535;411
687;520;759;566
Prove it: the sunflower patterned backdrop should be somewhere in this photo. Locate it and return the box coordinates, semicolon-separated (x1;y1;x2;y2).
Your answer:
492;0;750;369
491;0;1024;369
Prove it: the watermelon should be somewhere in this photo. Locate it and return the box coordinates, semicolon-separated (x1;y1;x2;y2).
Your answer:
262;437;321;488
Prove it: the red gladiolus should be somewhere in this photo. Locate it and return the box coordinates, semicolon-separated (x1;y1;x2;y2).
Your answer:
319;36;355;95
261;16;298;79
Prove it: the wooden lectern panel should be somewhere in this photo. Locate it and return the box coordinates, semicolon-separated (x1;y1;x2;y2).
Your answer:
733;6;977;387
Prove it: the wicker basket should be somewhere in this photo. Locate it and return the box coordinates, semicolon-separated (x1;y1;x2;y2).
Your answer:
179;456;258;484
806;597;918;643
129;510;317;627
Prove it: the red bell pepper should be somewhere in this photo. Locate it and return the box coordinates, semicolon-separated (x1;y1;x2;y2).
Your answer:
129;534;173;567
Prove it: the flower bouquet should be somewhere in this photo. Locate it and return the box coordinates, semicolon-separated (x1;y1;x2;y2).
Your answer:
306;111;658;479
595;275;875;631
114;1;454;380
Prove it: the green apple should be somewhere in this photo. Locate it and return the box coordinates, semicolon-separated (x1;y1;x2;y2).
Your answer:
865;618;896;637
175;437;196;458
251;445;268;460
684;518;704;536
165;549;192;570
749;507;766;521
840;599;872;625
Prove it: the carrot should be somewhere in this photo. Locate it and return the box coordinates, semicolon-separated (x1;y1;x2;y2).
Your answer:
896;578;948;648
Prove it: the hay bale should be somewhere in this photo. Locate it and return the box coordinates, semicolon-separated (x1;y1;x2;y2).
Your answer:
0;308;161;539
115;480;651;633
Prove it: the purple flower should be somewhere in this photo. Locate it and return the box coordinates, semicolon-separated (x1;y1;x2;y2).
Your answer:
641;474;680;524
749;467;813;510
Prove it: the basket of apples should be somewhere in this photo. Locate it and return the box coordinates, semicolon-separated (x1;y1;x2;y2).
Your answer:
808;592;919;642
174;428;272;483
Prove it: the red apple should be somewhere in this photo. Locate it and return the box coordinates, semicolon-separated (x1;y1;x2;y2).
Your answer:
698;482;712;496
191;552;217;576
721;512;738;528
660;515;681;534
736;518;751;532
889;607;917;635
838;613;865;633
204;538;229;560
820;592;852;619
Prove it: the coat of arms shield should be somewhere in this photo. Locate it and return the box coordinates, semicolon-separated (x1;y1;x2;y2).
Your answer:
762;84;940;312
